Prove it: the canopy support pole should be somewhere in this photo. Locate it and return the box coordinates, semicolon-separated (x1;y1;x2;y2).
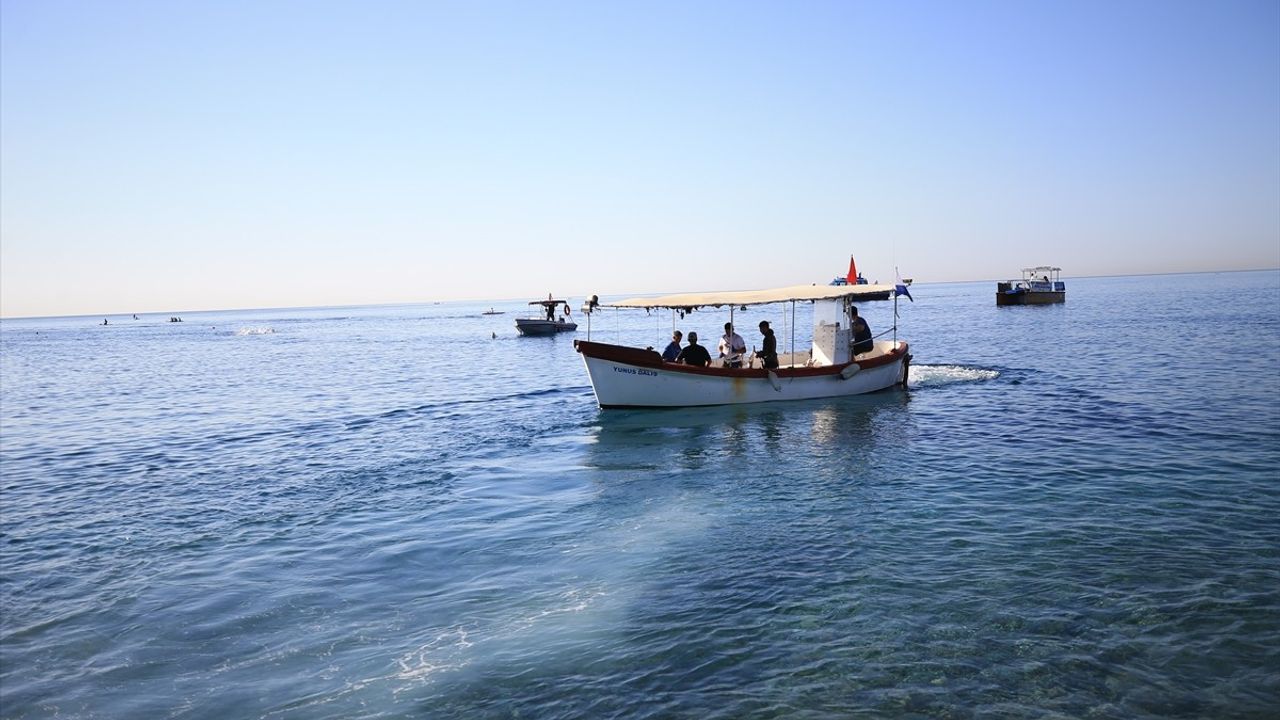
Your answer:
790;300;796;368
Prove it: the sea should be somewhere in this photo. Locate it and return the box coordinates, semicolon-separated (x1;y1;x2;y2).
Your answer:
2;270;1278;719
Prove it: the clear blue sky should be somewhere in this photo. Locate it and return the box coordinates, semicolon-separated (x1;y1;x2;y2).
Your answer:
2;0;1277;317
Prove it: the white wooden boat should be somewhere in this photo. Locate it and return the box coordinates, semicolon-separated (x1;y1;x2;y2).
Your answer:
574;283;912;409
516;297;578;336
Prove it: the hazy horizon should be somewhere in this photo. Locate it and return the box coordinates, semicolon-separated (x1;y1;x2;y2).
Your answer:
2;267;1275;321
3;0;1278;319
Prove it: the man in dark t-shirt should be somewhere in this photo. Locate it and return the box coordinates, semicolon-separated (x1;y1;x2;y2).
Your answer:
756;321;779;369
851;306;873;355
675;331;711;367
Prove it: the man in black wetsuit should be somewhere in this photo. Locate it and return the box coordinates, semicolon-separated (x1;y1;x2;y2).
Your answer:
756;321;779;369
675;331;711;367
851;306;873;355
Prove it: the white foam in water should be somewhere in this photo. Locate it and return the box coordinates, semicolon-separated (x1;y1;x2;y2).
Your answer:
235;327;275;336
909;364;999;387
392;628;474;685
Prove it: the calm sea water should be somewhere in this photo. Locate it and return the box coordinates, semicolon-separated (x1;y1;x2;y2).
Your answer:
2;271;1278;719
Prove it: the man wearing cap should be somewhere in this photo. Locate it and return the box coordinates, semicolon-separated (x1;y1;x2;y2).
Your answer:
676;331;711;367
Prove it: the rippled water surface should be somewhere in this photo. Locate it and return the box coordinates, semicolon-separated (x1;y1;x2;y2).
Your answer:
3;271;1279;718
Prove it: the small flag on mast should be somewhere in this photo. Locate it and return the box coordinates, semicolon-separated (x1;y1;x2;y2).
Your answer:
845;255;858;285
893;265;912;301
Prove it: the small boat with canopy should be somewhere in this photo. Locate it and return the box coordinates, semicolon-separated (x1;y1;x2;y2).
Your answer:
574;282;913;408
996;267;1065;305
515;296;578;336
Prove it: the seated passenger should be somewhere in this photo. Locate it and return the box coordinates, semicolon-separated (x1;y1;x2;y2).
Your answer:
851;306;873;355
662;330;683;362
675;331;711;367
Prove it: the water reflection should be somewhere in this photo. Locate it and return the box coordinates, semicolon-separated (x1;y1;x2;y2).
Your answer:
584;391;912;474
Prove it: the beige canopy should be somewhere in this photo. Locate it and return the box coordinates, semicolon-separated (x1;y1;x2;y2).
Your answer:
604;283;897;309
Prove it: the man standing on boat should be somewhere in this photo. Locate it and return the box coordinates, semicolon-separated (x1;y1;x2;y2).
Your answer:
718;322;747;368
756;321;779;369
676;332;711;367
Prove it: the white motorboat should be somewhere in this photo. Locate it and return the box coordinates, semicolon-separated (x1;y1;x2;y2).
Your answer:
515;297;578;336
574;283;912;409
997;266;1065;305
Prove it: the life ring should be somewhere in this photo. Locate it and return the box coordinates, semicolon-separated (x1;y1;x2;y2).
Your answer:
563;303;571;316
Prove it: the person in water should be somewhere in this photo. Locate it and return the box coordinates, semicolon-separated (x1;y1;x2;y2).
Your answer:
851;306;873;355
717;322;747;367
756;321;779;369
662;330;683;362
676;331;711;367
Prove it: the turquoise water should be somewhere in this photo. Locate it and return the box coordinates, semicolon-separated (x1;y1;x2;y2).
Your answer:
2;271;1278;718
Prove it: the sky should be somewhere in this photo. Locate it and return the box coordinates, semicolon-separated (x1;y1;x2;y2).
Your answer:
1;0;1278;318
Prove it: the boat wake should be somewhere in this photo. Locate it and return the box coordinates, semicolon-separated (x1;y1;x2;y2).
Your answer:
909;364;999;388
235;327;275;336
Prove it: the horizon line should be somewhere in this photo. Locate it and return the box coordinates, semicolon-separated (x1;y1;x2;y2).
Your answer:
2;267;1276;322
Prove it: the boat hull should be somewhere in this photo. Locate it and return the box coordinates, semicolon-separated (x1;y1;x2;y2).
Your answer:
575;340;910;408
516;319;578;335
996;290;1065;305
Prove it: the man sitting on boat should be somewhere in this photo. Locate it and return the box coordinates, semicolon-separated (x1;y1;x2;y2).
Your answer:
851;307;873;355
675;332;711;367
662;330;683;362
718;322;747;368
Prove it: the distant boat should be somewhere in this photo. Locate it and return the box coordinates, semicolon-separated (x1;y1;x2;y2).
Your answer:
481;308;504;315
828;256;889;298
516;296;578;336
997;266;1065;305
